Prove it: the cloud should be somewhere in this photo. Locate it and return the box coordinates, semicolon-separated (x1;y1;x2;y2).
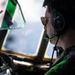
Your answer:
18;0;45;22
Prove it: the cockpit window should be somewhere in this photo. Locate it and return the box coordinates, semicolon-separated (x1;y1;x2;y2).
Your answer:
1;0;55;58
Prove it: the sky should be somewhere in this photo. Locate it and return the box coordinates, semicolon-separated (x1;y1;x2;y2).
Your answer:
18;0;45;22
2;0;55;58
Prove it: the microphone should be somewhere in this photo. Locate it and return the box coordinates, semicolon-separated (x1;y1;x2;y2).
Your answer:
44;33;57;41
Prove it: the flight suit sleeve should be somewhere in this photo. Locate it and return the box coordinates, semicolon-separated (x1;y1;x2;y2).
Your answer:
44;59;69;75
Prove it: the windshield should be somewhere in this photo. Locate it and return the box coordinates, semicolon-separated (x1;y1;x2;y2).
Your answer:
1;0;55;58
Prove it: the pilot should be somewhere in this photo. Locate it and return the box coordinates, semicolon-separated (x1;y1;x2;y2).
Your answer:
41;0;75;75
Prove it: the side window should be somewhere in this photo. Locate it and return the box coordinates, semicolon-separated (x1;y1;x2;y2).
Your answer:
2;0;45;56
